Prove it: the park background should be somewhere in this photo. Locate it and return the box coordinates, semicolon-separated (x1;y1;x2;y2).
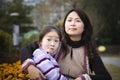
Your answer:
0;0;120;80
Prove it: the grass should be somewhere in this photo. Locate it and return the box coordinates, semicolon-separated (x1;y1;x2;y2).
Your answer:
101;53;120;80
105;64;120;80
100;53;120;58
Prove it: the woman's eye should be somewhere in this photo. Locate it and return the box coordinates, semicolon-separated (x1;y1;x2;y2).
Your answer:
67;19;72;22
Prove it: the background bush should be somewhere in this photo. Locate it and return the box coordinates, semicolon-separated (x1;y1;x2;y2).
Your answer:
0;29;13;53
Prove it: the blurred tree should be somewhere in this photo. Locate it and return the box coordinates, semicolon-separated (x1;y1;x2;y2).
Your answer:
36;1;49;27
0;0;33;34
95;0;120;45
0;29;13;53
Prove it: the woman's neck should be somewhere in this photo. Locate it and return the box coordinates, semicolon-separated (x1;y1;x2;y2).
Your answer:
69;35;81;41
66;36;84;48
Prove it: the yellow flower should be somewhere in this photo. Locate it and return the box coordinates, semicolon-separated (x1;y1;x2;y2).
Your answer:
0;60;29;79
18;73;25;77
98;45;106;52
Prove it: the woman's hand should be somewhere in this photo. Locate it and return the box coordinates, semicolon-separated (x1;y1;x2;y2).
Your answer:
27;65;46;80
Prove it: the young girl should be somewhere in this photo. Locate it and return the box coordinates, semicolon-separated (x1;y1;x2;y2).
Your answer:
25;26;70;80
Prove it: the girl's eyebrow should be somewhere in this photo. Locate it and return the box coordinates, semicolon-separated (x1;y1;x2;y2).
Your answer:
47;36;59;38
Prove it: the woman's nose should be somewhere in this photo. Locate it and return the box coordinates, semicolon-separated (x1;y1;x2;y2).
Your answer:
71;20;75;25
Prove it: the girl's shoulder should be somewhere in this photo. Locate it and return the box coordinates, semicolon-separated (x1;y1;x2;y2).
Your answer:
33;48;47;56
33;48;50;61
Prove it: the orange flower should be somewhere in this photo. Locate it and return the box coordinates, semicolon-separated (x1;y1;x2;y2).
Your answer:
0;60;29;79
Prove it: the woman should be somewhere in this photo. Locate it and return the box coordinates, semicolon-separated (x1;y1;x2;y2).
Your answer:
20;8;112;80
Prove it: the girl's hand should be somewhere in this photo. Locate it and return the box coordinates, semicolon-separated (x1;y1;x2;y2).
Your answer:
27;65;46;80
75;77;82;80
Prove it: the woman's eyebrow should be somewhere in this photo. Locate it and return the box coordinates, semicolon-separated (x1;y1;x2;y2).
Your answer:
67;17;80;19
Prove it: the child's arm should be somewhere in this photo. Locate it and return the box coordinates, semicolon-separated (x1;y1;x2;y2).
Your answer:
33;49;69;80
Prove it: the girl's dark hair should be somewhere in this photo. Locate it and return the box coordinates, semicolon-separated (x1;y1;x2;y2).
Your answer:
39;25;62;43
61;8;97;59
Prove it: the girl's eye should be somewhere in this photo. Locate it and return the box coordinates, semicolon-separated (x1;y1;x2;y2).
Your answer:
47;39;51;41
77;20;80;22
55;40;59;42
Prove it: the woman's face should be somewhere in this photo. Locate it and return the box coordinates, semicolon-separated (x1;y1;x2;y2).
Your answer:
65;11;84;40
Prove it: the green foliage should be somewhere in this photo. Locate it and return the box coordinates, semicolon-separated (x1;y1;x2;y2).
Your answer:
0;0;33;34
20;34;38;48
94;0;120;45
75;0;120;45
7;0;33;23
55;18;64;27
20;26;38;34
0;29;13;53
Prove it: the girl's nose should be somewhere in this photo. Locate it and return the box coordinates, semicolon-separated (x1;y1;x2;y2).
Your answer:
50;41;55;46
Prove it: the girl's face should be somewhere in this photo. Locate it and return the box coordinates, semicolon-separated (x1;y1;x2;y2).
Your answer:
65;11;84;40
40;30;60;54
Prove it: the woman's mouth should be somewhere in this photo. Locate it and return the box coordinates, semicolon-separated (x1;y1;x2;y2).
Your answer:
69;28;77;31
